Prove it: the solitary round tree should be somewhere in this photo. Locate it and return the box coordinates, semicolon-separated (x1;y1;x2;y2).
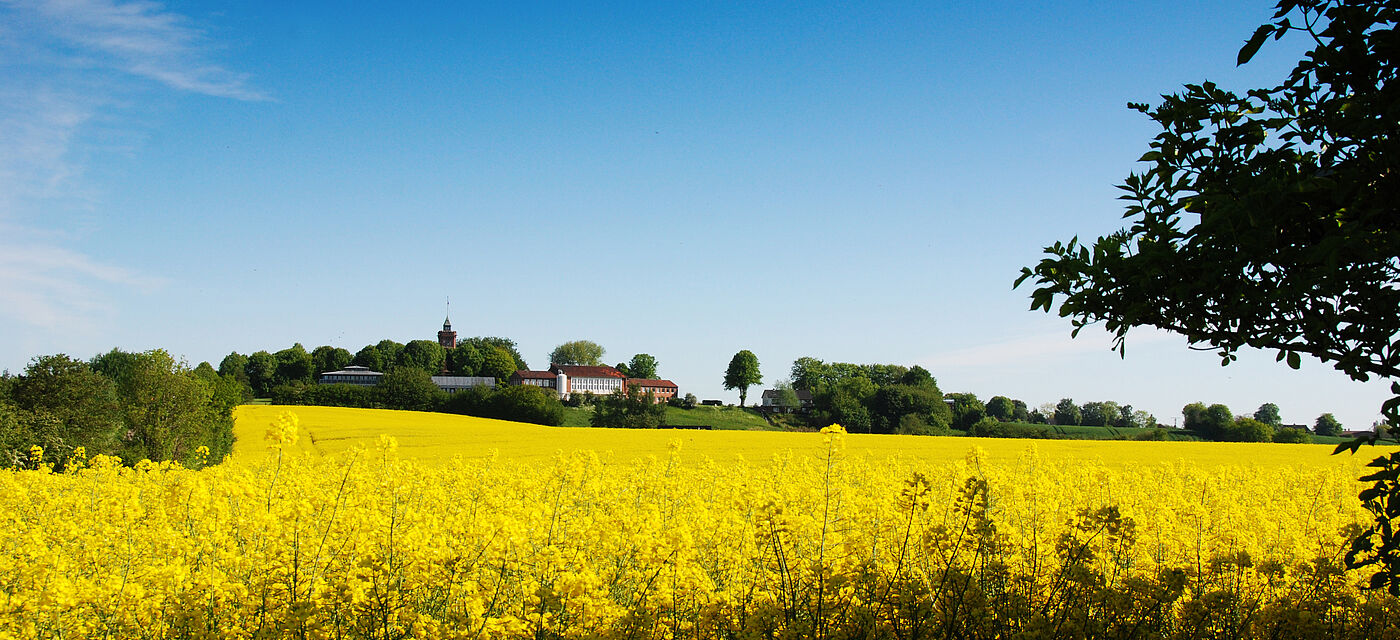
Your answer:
723;350;762;407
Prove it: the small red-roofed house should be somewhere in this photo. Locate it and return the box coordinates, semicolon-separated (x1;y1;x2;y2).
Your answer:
509;369;561;391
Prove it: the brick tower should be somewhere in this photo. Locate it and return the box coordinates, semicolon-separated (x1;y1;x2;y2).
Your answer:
438;316;457;349
437;299;457;349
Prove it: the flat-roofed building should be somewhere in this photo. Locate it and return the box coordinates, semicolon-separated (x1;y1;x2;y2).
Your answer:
318;365;384;386
431;376;495;394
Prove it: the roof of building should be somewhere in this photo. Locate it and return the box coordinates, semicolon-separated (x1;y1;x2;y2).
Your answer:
431;376;494;386
760;388;813;400
627;379;678;388
320;366;383;376
512;370;558;380
550;364;626;379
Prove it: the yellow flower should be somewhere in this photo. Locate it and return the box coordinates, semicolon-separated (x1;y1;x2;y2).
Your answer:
265;410;300;448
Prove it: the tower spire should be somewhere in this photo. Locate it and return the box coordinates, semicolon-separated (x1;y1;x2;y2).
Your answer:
438;297;458;349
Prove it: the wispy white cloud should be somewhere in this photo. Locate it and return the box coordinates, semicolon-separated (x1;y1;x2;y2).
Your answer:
0;87;96;214
0;238;168;331
0;0;259;331
5;0;268;101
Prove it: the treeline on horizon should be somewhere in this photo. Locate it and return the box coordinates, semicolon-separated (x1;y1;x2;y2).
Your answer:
773;357;1158;439
0;338;1361;473
217;337;528;398
218;337;577;428
771;356;1348;444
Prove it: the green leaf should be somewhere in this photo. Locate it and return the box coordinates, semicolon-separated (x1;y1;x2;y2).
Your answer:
1286;351;1301;369
1238;25;1273;65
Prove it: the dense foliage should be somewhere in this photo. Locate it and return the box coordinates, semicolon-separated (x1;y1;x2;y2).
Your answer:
443;385;566;427
0;351;237;470
273;378;566;427
229;336;528;398
590;389;666;429
548;340;606;367
1015;0;1400;591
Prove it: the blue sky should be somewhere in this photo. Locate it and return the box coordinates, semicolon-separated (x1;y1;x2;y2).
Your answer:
1;0;1392;430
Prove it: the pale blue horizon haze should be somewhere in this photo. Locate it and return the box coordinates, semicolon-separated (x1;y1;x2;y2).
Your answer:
2;0;1391;431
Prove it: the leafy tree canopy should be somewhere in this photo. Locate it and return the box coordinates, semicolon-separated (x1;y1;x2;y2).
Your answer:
1018;0;1398;408
480;347;518;382
352;345;387;372
311;346;353;376
723;350;762;407
1254;403;1283;427
273;344;314;387
946;393;987;431
218;352;250;383
549;340;606;366
1014;0;1399;591
399;340;447;375
244;351;277;398
627;353;659;380
1316;412;1343;436
591;389;665;429
1054;399;1082;427
449;343;483;377
986;396;1016;422
376;367;444;413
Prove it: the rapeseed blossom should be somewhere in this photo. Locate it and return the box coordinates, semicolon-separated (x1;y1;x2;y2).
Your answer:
0;409;1395;638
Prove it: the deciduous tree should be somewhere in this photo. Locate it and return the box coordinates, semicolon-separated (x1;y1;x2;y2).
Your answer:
480;347;518;382
549;340;606;366
1316;413;1343;437
399;340;446;375
311;346;353;376
947;393;986;431
352;345;386;372
244;351;277;398
376;367;444;412
449;344;483;376
1012;0;1399;590
627;353;659;380
1230;416;1275;443
115;350;231;465
723;350;762;407
218;352;250;384
1254;403;1283;427
1080;401;1113;427
1054;399;1082;427
986;396;1016;422
8;354;123;466
274;344;314;386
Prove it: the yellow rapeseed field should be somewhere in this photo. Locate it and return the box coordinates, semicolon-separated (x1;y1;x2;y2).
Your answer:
232;404;1360;470
2;405;1396;638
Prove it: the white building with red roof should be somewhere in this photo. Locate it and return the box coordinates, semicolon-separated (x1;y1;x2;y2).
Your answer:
509;363;682;402
507;364;628;399
549;364;626;398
